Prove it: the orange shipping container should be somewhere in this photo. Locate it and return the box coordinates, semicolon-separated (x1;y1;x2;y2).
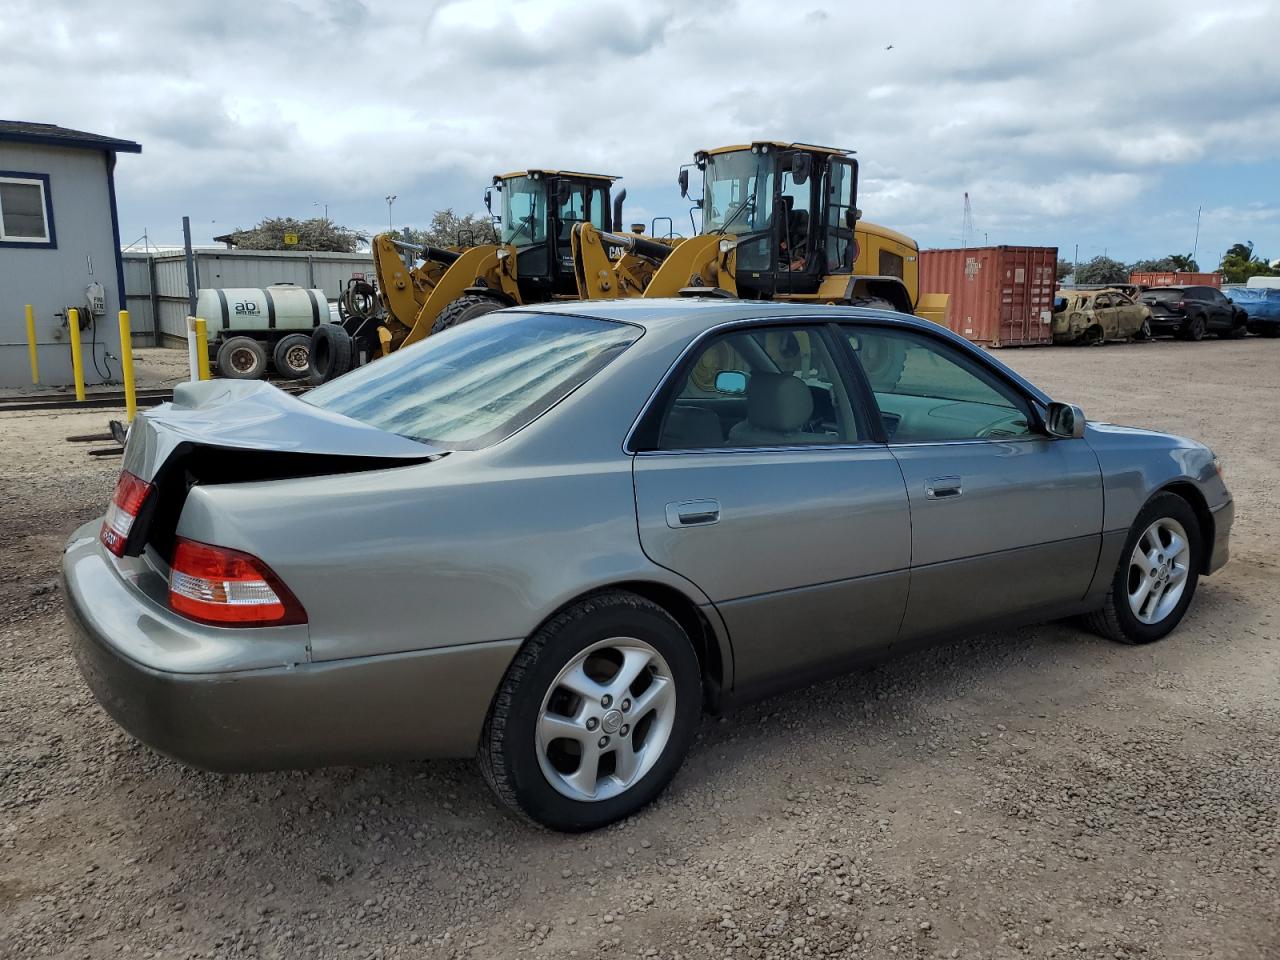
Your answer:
1129;271;1222;288
919;246;1058;346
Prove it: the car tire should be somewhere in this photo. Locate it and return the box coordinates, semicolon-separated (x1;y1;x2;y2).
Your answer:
1083;492;1203;645
431;295;505;336
478;591;702;832
1134;319;1151;341
308;324;354;386
1182;314;1207;341
272;333;312;380
216;336;268;380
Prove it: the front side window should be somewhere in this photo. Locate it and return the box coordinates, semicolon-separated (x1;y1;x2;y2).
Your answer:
589;185;608;229
499;176;548;247
655;325;862;450
0;174;51;244
845;327;1035;442
556;181;587;243
305;312;639;449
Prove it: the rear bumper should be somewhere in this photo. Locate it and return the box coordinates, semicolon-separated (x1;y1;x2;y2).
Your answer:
1207;497;1233;575
63;525;519;771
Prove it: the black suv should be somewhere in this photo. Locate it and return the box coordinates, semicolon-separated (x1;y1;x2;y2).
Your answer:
1138;286;1248;340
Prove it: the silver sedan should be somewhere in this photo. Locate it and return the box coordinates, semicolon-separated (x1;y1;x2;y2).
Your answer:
63;300;1233;831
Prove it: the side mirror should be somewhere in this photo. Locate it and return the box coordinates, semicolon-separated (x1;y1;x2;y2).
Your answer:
1046;402;1086;439
1227;296;1234;303
678;168;689;198
555;180;571;205
714;370;748;395
791;152;812;186
484;187;493;213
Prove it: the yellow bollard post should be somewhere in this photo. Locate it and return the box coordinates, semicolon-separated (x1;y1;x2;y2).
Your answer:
67;307;86;401
25;305;39;384
193;318;212;380
118;310;137;421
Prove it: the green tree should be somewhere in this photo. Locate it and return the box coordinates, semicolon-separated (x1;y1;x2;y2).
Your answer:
1055;258;1073;281
402;208;498;249
1219;241;1279;283
1074;255;1128;285
1129;254;1201;274
223;217;366;252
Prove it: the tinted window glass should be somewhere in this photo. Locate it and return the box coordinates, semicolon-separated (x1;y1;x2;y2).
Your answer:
657;326;862;449
824;160;855;271
0;178;48;241
306;312;639;449
845;327;1034;442
1140;288;1184;302
878;250;905;279
499;176;547;246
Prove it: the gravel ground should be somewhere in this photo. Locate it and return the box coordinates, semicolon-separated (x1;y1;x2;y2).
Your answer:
1;337;1277;960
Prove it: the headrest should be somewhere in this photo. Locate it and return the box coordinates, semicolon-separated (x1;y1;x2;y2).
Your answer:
746;373;813;432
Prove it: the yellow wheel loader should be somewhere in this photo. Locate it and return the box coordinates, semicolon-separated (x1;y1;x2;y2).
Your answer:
310;169;632;383
568;142;949;325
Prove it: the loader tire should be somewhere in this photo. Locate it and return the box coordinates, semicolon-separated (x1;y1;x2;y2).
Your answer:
309;324;353;385
431;295;505;336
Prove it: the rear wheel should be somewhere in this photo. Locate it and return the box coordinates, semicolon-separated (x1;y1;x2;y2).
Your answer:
1181;314;1207;341
1134;319;1152;341
1083;492;1202;644
431;294;505;336
216;336;268;380
272;333;311;380
309;324;353;385
478;591;701;832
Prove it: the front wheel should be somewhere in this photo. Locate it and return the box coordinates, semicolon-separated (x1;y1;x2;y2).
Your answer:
1084;492;1202;644
216;336;268;380
479;591;702;831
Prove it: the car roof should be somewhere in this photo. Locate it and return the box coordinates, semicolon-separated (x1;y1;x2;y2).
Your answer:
516;297;941;335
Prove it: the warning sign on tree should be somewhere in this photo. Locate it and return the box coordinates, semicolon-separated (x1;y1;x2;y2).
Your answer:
283;232;299;246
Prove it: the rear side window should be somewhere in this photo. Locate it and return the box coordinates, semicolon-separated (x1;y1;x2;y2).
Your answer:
305;312;640;448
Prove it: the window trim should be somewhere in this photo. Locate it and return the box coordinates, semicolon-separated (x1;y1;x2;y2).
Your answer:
0;171;56;248
627;319;880;455
833;320;1050;444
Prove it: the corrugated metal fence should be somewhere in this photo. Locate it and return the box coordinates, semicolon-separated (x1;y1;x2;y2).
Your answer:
123;249;373;345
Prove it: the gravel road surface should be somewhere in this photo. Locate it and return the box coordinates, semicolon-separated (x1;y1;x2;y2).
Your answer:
2;338;1276;959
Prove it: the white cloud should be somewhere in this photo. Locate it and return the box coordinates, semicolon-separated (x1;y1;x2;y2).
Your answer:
1;0;1277;259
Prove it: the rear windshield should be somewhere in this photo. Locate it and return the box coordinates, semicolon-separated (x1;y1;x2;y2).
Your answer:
1140;288;1184;302
304;311;641;448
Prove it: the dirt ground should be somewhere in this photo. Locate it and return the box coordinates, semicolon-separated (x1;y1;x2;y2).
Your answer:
1;338;1276;960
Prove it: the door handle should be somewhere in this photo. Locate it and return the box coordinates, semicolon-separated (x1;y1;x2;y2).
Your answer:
925;476;962;500
665;499;721;528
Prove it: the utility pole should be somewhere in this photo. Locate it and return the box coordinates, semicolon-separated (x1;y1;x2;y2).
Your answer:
1191;205;1202;264
385;194;397;231
313;200;328;220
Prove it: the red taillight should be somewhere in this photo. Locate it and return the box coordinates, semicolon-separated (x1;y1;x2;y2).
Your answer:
168;538;307;627
100;471;153;557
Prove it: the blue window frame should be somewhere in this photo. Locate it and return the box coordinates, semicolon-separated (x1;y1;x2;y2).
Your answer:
0;171;56;249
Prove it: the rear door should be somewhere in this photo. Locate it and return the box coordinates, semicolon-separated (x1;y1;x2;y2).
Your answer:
838;323;1104;643
1092;292;1116;338
632;322;911;699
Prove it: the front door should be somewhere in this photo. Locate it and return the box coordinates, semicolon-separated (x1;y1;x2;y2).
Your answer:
839;324;1104;642
631;323;911;699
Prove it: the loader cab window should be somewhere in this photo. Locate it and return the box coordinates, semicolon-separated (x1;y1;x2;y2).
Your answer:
590;184;608;230
824;160;855;272
701;149;775;273
556;181;587;243
499;176;548;248
778;168;812;273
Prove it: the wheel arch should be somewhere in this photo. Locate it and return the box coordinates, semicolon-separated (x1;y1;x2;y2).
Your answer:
527;580;728;713
1152;480;1214;573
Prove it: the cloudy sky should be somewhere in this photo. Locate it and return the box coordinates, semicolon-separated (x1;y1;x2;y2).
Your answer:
4;0;1279;266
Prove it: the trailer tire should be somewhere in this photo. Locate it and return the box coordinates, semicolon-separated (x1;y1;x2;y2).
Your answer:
309;324;354;385
216;336;268;380
431;295;505;336
272;334;312;380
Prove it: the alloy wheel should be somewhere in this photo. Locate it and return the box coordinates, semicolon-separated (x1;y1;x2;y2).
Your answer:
1127;517;1191;625
536;637;677;802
